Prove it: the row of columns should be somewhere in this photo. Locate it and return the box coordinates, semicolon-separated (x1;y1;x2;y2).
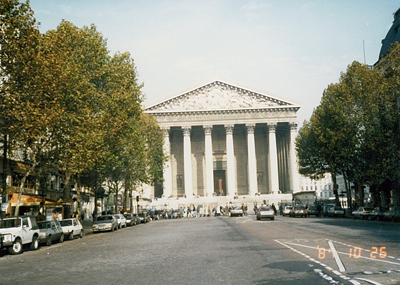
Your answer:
162;123;298;198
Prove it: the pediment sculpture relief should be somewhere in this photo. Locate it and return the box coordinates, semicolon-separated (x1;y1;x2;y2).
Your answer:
148;83;288;112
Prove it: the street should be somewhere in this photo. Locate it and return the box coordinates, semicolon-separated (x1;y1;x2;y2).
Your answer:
1;215;399;285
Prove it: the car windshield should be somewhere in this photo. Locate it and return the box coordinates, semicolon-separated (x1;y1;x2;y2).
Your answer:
37;221;51;229
294;206;304;210
96;216;112;221
0;218;22;228
260;207;271;211
60;220;73;226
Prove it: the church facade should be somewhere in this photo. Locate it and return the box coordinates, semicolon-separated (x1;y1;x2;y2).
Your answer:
145;80;301;199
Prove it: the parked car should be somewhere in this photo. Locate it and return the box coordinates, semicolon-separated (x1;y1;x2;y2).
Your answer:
383;206;400;222
37;220;64;246
306;204;320;217
229;206;244;217
282;206;292;216
257;206;275;220
138;212;150;223
368;207;388;221
59;218;83;240
322;204;335;217
290;205;307;217
114;214;127;229
0;215;40;255
352;207;374;219
327;206;345;217
92;215;118;232
123;213;137;226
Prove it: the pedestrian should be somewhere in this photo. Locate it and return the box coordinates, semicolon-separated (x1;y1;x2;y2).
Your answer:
272;203;277;215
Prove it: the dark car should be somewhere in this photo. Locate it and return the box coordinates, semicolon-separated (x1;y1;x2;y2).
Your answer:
123;213;137;226
306;204;320;217
327;206;345;217
290;205;307;217
138;212;150;223
322;204;335;217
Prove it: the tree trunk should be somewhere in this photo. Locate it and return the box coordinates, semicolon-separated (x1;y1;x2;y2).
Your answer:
15;150;38;217
342;171;352;214
63;170;72;218
2;134;8;218
75;178;82;223
331;171;340;206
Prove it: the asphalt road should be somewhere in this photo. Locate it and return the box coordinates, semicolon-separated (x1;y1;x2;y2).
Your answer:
1;215;399;285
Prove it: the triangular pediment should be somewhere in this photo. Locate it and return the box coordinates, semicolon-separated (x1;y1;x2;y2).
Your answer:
146;80;300;112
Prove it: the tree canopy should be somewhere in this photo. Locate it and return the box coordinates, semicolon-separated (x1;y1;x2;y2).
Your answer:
0;0;167;216
296;44;400;208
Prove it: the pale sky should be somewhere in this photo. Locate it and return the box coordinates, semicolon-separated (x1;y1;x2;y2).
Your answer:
29;0;400;126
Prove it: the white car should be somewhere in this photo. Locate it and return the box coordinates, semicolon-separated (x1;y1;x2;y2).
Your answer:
229;206;243;217
283;206;292;216
257;206;275;220
114;214;127;228
60;218;83;240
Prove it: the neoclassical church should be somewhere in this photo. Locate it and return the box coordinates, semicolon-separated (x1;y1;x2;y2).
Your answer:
145;80;301;199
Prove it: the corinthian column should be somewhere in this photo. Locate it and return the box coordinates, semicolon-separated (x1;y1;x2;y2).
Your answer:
183;126;193;198
204;126;213;197
162;127;172;198
268;123;280;194
246;124;258;196
225;124;236;196
289;123;299;192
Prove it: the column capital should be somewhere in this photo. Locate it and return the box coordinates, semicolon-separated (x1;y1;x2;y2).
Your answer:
246;123;255;134
289;123;298;131
182;126;191;136
203;125;213;135
267;123;277;133
224;124;234;135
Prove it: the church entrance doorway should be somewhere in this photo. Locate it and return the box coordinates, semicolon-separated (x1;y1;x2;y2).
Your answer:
214;170;226;196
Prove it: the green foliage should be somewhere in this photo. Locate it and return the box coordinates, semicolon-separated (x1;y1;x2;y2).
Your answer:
0;1;166;212
296;45;400;206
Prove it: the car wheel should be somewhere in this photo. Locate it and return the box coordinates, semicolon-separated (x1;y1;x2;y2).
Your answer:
69;232;74;240
30;236;39;250
59;234;64;243
79;231;83;238
111;226;115;232
9;239;23;255
46;236;52;246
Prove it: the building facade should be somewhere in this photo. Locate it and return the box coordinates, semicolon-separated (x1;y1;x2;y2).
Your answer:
145;80;301;199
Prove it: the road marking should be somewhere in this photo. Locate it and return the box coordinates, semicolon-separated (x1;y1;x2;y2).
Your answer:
328;240;346;272
275;239;354;284
355;277;383;285
284;240;400;266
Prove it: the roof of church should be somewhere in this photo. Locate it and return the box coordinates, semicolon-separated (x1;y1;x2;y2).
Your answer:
145;80;301;113
379;7;400;59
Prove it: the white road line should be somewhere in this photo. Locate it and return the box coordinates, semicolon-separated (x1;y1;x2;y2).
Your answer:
328;240;346;272
355;277;383;285
275;239;354;284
